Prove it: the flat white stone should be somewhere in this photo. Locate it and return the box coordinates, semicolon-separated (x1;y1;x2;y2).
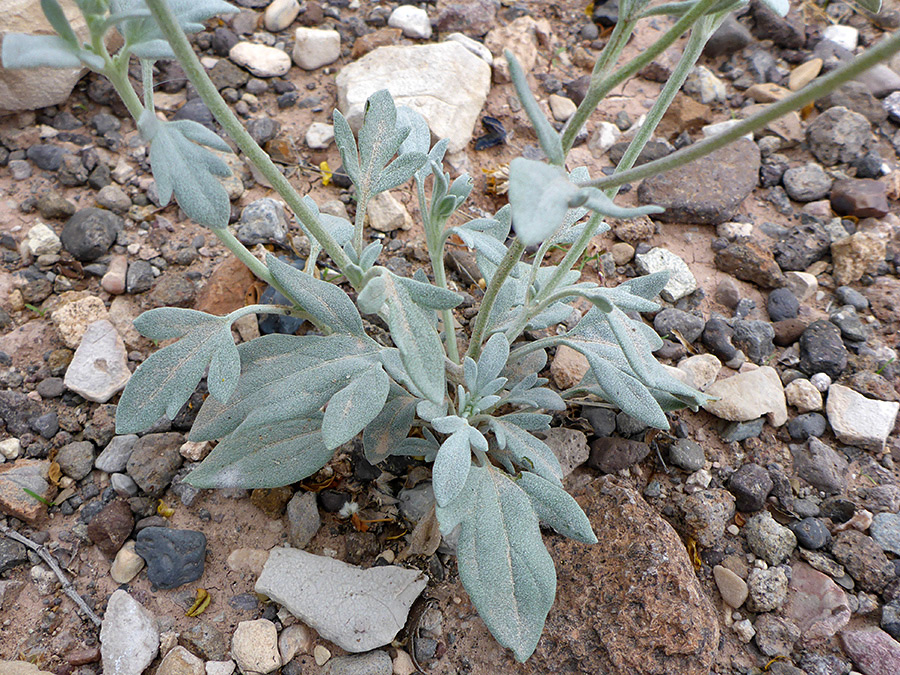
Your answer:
825;383;899;451
100;590;159;675
63;319;130;403
293;27;341;70
388;5;432;39
336;42;491;153
255;547;427;652
823;25;858;52
305;122;334;149
443;33;492;63
229;42;291;78
702;365;788;427
634;247;697;302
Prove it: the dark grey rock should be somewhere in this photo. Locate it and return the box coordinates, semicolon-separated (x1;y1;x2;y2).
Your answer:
607;138;674;167
831;530;895;592
208;58;250;90
247;117;281;145
835;286;868;311
134;527;206;590
653;308;705;344
61;208;123;262
637;138;761;225
733;320;775;365
125;432;184;496
871;512;900;556
286;490;321;549
767;288;799;322
719;418;766;443
728;463;773;512
760;153;789;188
669;438;705;471
90;113;121;135
126;260;155;294
172;98;216;130
853;150;885;179
321;651;392;675
0;538;28;574
789;517;831;550
704;14;752;56
587;437;650;473
212;27;239;56
57;153;88;186
782;163;833;202
774;220;831;271
799;320;848;379
36;377;65;398
787;412;827;440
615;411;648;437
583;407;616;437
701;317;738;361
790;437;847;493
56;441;95;480
830;305;868;342
807;106;872;166
26;144;64;171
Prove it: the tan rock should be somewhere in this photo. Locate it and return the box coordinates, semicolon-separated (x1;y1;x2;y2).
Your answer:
789;58;823;91
702;366;787;426
550;344;590;389
0;661;54;675
485;16;538;83
831;232;886;285
610;242;634;266
745;82;791;102
367;191;413;232
232;620;281;674
676;354;722;391
226;548;270;575
51;295;109;349
713;564;748;608
157;646;204;675
785;378;823;412
110;541;145;584
278;623;313;664
107;295;145;350
0;460;54;524
548;94;576;122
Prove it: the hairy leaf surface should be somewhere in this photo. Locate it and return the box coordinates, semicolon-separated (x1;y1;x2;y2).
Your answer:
362;392;418;464
433;428;473;507
322;364;390;449
517;471;597;544
489;419;563;485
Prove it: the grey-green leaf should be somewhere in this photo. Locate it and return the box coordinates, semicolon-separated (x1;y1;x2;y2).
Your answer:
133;307;221;341
451;463;557;662
357;275;387;314
266;253;365;336
433;428;473;507
395;275;463;310
41;0;78;45
332;109;360;185
362;393;418;464
489;418;563;485
509;159;580;246
476;333;509;393
322;365;390;450
505;49;563;165
186;415;332;488
2;34;84;69
517;471;596;544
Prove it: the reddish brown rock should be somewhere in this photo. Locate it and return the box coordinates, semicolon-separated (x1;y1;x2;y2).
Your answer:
657;93;712;140
194;255;256;316
87;499;134;557
773;318;809;346
350;27;402;59
715;240;786;289
531;477;720;674
830;178;889;218
863;276;900;333
0;460;54;524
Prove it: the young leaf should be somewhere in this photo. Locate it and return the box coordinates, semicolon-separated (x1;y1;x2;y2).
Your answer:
186;415;332;488
476;333;510;393
448;463;557;662
357;275;387;314
509;159;581;246
489;418;563;485
505;49;563;165
265;253;365;336
396;106;431;156
433;428;473;507
133;307;223;341
41;0;79;46
322;364;390;450
138;113;232;228
517;471;597;544
362;392;418;464
1;34;102;70
116;316;238;434
395;275;463;310
332;109;360;185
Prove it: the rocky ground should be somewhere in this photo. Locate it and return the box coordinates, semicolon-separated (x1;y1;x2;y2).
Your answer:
1;0;900;673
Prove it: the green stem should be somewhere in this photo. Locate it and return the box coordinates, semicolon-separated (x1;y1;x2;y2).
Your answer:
353;194;368;255
580;26;900;192
143;0;355;283
465;239;525;361
102;52;143;121
140;58;155;112
433;260;460;364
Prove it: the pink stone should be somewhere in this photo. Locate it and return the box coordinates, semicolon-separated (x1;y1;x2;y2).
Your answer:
101;255;128;295
841;629;900;675
785;562;850;640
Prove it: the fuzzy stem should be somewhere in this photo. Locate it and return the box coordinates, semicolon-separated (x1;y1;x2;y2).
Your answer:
581;27;900;192
466;239;525;361
143;0;355;282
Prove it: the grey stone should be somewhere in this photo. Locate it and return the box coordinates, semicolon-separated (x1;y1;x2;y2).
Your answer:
61;208;123;262
719;418;766;443
790;437;847;493
783;163;833;202
744;512;796;565
172;98;215;130
322;651;392;675
835;285;868;311
830;305;868;342
636;138;760;225
825;383;899;451
588;437;650;473
126;260;154;294
669;438;705;471
754;614;800;657
871;512;900;556
63;320;131;403
236;198;290;246
583;407;616;437
336;42;491;153
95;435;139;473
746;566;789;612
831;530;894;592
787;412;828;440
398;483;434;524
286;490;321;549
616;411;648;437
653;308;705;344
799;320;848;379
0;538;28;574
732;320;775;365
774;220;831;271
634;248;697;302
789;517;831;550
100;590;159;675
728;463;773;512
126;432;184;496
882;600;900;640
134;527;207;590
56;441;95;480
807;106;871;166
539;427;589;477
26;144;64;171
678;488;735;547
255;547;427;652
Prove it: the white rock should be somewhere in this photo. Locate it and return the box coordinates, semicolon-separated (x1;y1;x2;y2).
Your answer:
95;434;138;473
443;33;492;63
823;25;858;52
676;353;722;390
684;65;727;104
293;27;341;71
783;271;818;303
825;384;899;452
232;620;281;674
548;94;577;122
100;589;159;675
588;121;621;158
180;440;211;462
336;42;491;153
158;646;204;675
264;0;300;32
305;122;335;149
702;366;788;427
784;378;823;413
810;372;832;392
24;222;61;256
0;438;21;460
388;5;432;39
634;248;697;302
255;547;427;652
63;320;130;403
205;662;236;675
716;222;753;240
51;294;110;349
110;540;145;584
314;645;331;666
392;650;416;675
229;42;291;78
733;618;756;643
367;191;413;232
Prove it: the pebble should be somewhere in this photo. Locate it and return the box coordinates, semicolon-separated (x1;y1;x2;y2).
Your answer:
713;564;748;608
784;378;823;412
26;144;64;171
882;600;900;640
807;106;871;166
96;184;132;213
588;437;650;473
786;562;850;640
388;5;432;39
746;566;789;612
831;530;894;592
871;512;900;555
24;222;62;257
539;428;590;477
9;159;33;180
232;620;281;674
653;308;705;344
679;488;735;547
789;58;823;91
87;499;134;557
831;231;887;286
278;623;312;664
101;255;128;295
701;317;737;361
255;547;427;652
791;437;847;494
305;122;334;149
110;540;145;584
823;25;858;51
206;662;236;675
236;198;290;245
229;42;291;78
732;320;774;365
314;645;332;666
550;345;590;390
782;163;833;202
715;240;785;289
702;366;787;427
732;619;755;643
840;628;900;675
264;0;300;32
634;248;697;302
100;590;159;675
744;512;797;565
61;208;123;261
669;438;705;471
321;651;392;675
110;472;138;497
126;259;154;294
62;319;130;403
830;178;889;219
0;438;21;460
95;434;139;473
753;614;800;657
826;383;900;452
719;418;765;443
548;94;577;122
783;271;818;303
774;221;831;271
675;354;721;390
799;320;848;380
789;518;831;550
367;191;413;232
766;288;800;322
158;646;204;675
728;464;773;512
56;440;95;480
293;27;341;70
835;285;868;311
285;490;321;549
135;527;206;590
